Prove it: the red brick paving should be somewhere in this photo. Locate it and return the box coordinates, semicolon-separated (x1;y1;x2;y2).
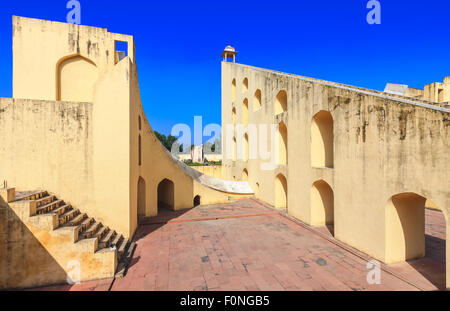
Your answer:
33;200;447;291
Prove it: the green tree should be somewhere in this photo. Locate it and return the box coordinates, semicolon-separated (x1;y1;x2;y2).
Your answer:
154;131;178;152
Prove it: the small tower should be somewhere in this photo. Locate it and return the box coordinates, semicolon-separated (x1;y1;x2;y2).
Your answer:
222;45;237;63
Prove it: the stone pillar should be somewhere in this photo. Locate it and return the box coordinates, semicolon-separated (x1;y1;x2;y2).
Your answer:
0;187;15;203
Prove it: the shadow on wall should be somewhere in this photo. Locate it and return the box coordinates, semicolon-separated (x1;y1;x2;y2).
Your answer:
0;198;68;290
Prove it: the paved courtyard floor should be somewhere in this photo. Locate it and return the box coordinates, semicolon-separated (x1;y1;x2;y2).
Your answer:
33;199;446;291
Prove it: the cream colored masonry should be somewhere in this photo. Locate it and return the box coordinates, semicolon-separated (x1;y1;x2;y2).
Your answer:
221;61;450;288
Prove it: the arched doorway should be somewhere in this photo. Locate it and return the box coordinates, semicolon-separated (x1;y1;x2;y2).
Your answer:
311;180;334;235
275;173;287;210
56;54;98;102
157;179;174;210
137;177;146;218
385;192;447;289
194;195;201;207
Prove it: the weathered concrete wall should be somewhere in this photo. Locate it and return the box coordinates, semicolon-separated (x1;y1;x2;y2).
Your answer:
0;98;94;217
222;62;450;285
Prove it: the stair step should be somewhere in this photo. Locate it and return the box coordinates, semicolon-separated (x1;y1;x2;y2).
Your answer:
110;233;122;248
79;217;94;232
58;209;79;226
81;221;101;239
94;226;108;240
99;229;116;248
117;237;129;258
35;195;55;208
53;204;70;216
67;213;87;226
36;199;63;215
115;241;136;279
20;191;47;201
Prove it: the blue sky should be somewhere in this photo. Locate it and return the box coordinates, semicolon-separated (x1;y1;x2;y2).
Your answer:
1;1;450;137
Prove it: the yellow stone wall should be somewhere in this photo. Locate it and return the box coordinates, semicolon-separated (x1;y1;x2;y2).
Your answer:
221;62;450;287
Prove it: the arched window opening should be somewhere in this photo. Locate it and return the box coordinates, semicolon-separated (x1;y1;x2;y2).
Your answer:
242;98;249;125
311;180;334;236
274;90;287;116
277;122;287;165
139;134;142;166
242;169;248;181
244;133;249;161
253;89;262;111
232;79;236;103
275;174;287;210
137;177;146;218
311;110;334;168
242;78;248;94
138;116;142;131
232;107;237;125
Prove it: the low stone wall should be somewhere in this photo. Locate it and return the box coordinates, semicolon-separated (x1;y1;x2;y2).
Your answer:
192;166;223;179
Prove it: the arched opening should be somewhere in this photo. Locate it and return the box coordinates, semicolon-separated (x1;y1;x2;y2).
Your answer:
194;195;201;207
242;98;249;125
311;180;334;235
232;137;237;161
56;54;98;102
157;179;174;211
232;79;236;103
385;193;447;289
274;173;287;210
242;78;248;93
243;133;249;161
278;122;287;165
137;177;146;218
232;107;236;125
138;116;142;130
274;90;287;116
138;134;142;166
311;110;334;168
242;169;248;181
253;89;262;111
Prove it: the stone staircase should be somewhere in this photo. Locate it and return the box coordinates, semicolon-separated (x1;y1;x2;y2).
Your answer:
15;190;135;277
